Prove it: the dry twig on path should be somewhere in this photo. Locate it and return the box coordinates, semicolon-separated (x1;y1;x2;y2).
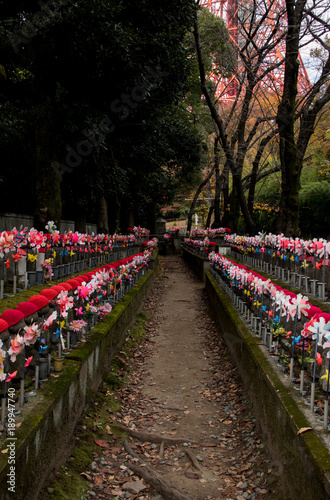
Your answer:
113;422;196;445
184;449;204;473
123;439;195;500
125;462;195;500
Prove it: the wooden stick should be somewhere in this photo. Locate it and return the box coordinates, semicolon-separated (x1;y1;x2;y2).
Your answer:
159;440;165;457
184;449;203;472
123;439;145;463
112;422;196;445
125;461;195;500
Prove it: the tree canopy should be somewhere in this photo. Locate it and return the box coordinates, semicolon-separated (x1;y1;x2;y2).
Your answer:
0;0;202;231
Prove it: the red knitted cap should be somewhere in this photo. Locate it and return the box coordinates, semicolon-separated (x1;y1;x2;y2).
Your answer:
1;309;25;327
60;283;72;291
40;289;58;300
78;275;89;282
73;276;85;284
0;318;9;333
28;295;49;310
66;279;80;290
16;302;39;318
53;284;67;292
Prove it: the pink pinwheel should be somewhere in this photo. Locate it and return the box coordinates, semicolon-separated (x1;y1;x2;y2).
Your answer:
76;283;91;300
24;356;33;367
8;334;24;362
56;290;74;317
0;342;6;381
6;371;17;382
42;311;58;330
23;324;39;345
75;306;83;316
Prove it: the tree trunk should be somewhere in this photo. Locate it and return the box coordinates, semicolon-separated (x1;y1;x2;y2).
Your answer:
34;37;61;230
75;212;87;233
97;195;109;234
227;188;240;232
220;160;230;226
206;205;214;228
187;167;214;233
276;0;306;236
212;138;221;228
193;19;255;235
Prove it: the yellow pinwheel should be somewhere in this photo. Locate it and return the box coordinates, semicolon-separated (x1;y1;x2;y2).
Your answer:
28;254;38;262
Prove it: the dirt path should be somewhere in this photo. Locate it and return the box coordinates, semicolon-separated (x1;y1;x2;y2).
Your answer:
44;255;282;499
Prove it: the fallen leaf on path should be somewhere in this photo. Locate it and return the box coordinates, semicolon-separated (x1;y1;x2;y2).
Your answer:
94;439;109;448
80;472;92;480
94;475;103;485
297;427;312;435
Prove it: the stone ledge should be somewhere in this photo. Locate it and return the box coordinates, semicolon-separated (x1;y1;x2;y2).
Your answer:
205;270;330;499
182;246;209;281
0;263;157;500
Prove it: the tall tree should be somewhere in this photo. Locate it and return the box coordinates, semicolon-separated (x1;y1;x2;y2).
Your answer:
0;0;202;231
194;0;330;235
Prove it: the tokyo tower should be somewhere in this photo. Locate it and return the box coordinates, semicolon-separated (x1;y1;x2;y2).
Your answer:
199;0;311;102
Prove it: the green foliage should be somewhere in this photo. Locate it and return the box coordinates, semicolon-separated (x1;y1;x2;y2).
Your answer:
299;181;330;238
0;0;201;228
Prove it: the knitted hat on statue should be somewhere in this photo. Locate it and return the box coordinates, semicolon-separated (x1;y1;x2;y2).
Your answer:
16;302;39;318
40;289;58;301
28;295;49;311
0;318;9;333
1;309;25;327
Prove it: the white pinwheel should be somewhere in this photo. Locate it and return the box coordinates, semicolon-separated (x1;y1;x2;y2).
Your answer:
288;293;310;320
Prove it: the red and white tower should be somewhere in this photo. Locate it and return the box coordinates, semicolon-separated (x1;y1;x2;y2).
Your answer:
199;0;310;101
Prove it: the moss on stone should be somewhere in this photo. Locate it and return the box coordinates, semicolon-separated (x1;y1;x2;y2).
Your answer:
205;269;330;491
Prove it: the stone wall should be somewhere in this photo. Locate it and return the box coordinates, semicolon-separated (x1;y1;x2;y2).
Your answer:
182;246;209;281
205;270;330;499
0;260;157;500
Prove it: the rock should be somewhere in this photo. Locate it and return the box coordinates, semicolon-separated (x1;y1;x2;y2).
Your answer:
89;492;96;497
122;481;147;494
47;488;54;494
237;482;247;489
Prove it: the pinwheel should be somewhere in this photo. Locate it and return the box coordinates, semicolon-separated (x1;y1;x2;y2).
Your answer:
8;333;24;362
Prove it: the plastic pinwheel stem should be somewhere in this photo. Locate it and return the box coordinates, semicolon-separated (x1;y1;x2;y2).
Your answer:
34;365;39;391
19;379;25;408
290;358;294;381
1;397;6;425
324;400;329;431
300;369;304;394
310;382;316;412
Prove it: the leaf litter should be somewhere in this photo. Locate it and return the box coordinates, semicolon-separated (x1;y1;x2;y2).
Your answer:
41;256;283;500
